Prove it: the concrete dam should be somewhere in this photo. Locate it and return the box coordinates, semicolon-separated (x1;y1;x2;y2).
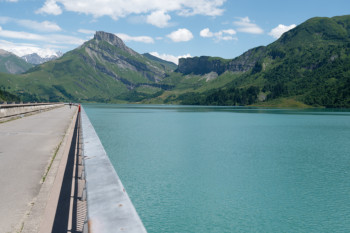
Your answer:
0;103;146;233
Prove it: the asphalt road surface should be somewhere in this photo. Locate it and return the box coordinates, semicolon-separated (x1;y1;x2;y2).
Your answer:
0;105;76;233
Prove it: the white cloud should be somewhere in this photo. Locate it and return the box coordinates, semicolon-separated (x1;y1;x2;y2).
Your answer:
3;0;18;2
0;17;12;24
36;0;62;15
167;28;193;42
48;34;86;45
268;24;296;39
150;51;191;65
78;29;96;34
17;20;62;32
200;28;213;38
176;0;226;16
37;0;226;25
0;17;61;32
233;17;263;34
115;33;154;43
146;10;171;28
0;27;46;40
222;29;236;35
0;27;85;45
0;39;61;57
200;27;236;41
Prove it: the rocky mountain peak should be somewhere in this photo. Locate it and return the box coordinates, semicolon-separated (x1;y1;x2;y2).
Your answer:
94;31;125;48
93;31;137;55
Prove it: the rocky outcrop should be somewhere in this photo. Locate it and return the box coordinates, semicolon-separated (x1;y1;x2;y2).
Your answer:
176;46;266;75
177;56;226;75
94;31;137;56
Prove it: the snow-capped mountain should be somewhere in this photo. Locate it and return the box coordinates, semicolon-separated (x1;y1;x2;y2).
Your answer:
21;52;63;65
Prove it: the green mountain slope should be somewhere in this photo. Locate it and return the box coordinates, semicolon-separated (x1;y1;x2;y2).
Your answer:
1;15;349;107
0;49;33;74
0;86;20;103
142;53;177;71
167;15;350;108
0;31;172;102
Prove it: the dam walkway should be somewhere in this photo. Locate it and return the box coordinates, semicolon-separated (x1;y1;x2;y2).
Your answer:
0;105;81;233
0;103;146;233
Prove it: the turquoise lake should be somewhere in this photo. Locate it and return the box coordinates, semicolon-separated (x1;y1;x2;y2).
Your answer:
83;104;350;233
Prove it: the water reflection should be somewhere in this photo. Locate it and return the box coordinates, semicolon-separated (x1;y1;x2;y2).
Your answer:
83;103;350;116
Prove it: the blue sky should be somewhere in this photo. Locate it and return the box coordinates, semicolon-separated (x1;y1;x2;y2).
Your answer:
0;0;349;64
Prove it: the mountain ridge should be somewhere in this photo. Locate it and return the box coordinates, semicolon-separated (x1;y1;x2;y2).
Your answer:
0;31;173;102
0;15;350;107
176;46;265;75
142;53;177;71
21;52;63;65
171;15;350;107
0;49;34;74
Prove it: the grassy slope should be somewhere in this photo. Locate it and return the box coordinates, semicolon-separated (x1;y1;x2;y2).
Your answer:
1;16;350;108
0;73;21;102
156;15;350;108
0;35;173;102
21;48;128;102
0;54;33;74
142;53;177;71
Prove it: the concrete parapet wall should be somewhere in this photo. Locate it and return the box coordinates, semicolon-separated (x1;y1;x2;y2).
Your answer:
0;103;64;119
81;107;147;233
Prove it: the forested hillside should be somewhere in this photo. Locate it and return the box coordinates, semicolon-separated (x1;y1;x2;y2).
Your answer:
172;15;350;107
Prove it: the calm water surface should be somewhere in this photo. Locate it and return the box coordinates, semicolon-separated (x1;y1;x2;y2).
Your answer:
83;104;350;233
